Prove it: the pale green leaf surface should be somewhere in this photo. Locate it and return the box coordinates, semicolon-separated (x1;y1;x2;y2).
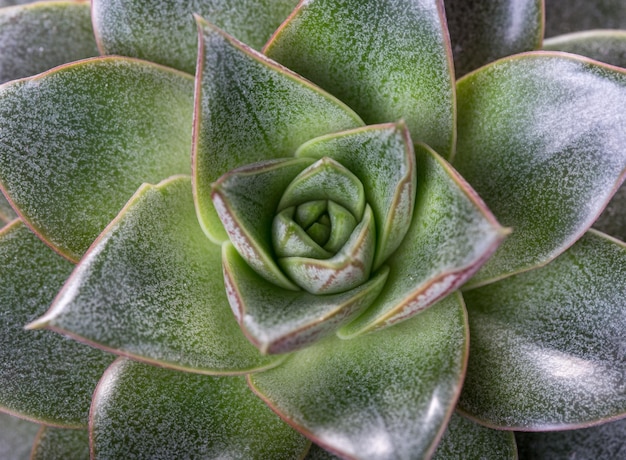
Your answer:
432;412;517;460
91;358;310;459
223;242;388;354
92;0;299;74
544;30;626;68
594;182;626;242
459;231;626;429
0;57;194;261
249;293;468;460
264;0;456;158
444;0;543;76
194;18;364;242
454;53;626;286
295;123;416;270
544;0;626;37
0;1;98;84
516;417;626;459
0;412;39;460
0;191;16;225
0;220;114;427
31;427;89;460
31;177;281;374
212;158;313;290
340;144;506;336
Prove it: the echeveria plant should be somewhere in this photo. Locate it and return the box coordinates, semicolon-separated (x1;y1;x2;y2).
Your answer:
1;0;625;458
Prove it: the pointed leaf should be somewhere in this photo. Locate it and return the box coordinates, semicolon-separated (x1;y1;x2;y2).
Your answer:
30;176;282;375
340;143;507;336
453;53;626;286
264;0;456;158
223;242;388;354
31;427;89;460
249;293;468;460
432;412;517;460
0;220;114;427
0;57;194;261
92;0;299;74
0;1;98;84
544;0;626;37
459;231;626;429
516;417;626;459
91;358;310;459
444;0;543;76
296;123;417;270
544;30;626;68
594;182;626;242
194;18;363;242
212;158;313;290
0;412;39;460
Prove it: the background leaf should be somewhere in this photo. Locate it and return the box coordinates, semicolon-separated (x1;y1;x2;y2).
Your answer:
544;0;626;37
31;427;89;460
544;30;626;68
459;231;626;429
454;53;626;286
0;412;40;460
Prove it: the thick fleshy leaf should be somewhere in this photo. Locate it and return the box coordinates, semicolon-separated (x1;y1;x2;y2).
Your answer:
249;293;468;460
432;412;517;460
0;1;98;84
92;0;298;74
594;182;626;241
31;427;89;460
223;242;388;354
305;443;341;460
29;176;282;375
0;57;193;261
544;0;626;37
459;230;626;429
295;123;416;270
544;30;626;68
0;220;114;427
453;53;626;286
194;18;364;242
0;191;16;225
516;417;626;459
212;158;313;290
444;0;543;76
264;0;456;158
0;412;39;460
91;358;310;459
340;143;506;336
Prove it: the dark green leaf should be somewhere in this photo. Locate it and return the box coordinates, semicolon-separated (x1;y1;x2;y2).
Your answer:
31;427;89;460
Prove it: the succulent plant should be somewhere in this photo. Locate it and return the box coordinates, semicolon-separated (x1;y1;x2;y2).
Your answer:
1;0;625;458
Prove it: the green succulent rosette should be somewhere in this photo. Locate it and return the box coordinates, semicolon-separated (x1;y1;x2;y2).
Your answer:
0;0;625;458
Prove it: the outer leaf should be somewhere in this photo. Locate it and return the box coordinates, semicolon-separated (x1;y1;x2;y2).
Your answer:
0;1;98;84
444;0;543;76
249;293;468;460
91;358;310;459
29;176;282;375
223;242;389;354
544;0;626;37
193;18;364;242
264;0;456;158
31;427;89;460
92;0;299;74
453;53;626;286
516;417;626;459
459;231;626;429
432;412;517;460
544;30;626;68
0;57;194;261
340;143;506;336
295;123;416;270
0;220;114;427
594;182;626;242
0;412;39;460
